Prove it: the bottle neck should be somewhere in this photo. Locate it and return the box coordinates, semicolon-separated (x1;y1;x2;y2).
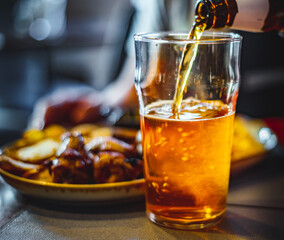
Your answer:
195;0;238;29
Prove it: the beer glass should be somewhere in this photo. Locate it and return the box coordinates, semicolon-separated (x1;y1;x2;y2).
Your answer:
134;32;242;229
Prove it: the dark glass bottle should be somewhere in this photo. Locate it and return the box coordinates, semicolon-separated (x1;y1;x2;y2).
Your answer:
195;0;284;35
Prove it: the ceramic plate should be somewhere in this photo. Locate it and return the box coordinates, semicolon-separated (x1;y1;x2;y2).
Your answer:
0;168;145;204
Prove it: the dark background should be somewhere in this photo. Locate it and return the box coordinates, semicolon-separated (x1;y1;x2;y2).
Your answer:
0;0;283;133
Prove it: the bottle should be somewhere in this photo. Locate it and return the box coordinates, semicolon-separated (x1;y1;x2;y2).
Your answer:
195;0;284;35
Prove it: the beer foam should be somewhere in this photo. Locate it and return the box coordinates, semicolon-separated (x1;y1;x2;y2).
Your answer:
142;99;234;121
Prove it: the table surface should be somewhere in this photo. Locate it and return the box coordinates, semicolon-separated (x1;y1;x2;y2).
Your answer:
0;143;284;240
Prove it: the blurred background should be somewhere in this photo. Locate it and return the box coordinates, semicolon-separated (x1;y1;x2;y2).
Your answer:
0;0;283;137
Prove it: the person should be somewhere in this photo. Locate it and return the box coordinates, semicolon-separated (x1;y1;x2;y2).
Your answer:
28;0;195;129
29;0;284;130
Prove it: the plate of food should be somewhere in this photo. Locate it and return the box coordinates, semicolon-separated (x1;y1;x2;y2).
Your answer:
0;124;145;204
0;115;277;203
230;114;278;176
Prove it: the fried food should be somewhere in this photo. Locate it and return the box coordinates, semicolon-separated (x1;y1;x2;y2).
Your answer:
93;152;143;183
0;155;41;176
49;133;94;184
86;137;136;157
0;124;143;184
16;139;60;163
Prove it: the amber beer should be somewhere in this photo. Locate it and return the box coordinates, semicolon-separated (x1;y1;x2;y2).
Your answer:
140;99;234;228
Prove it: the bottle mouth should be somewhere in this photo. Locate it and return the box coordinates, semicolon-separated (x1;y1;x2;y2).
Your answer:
195;0;212;29
195;1;210;21
134;31;242;44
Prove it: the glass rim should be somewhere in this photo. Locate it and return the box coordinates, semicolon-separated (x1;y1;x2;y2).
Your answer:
134;31;242;44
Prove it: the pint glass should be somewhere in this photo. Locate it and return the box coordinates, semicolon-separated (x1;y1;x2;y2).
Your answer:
134;32;242;229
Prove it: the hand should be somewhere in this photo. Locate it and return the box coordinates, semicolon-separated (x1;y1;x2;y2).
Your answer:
29;87;104;129
29;56;139;129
